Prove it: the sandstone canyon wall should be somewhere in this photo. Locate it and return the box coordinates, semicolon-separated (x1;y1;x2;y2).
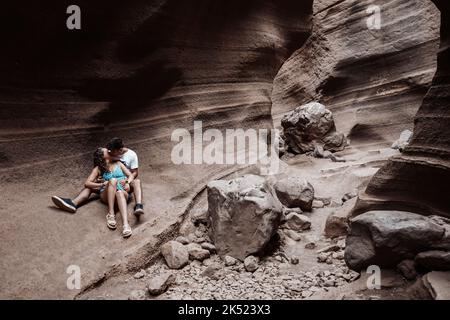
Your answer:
0;0;314;298
0;0;446;299
354;0;450;218
272;0;440;146
0;0;312;182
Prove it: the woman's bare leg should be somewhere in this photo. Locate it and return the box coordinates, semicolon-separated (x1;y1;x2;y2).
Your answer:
116;190;129;226
106;179;118;214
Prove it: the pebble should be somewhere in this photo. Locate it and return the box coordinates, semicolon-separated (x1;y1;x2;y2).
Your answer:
128;289;147;300
133;269;146;279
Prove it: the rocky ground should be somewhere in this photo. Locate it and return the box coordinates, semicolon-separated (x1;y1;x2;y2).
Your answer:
79;103;450;301
79;142;405;300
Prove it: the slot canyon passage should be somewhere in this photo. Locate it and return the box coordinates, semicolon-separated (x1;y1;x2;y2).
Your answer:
0;0;449;300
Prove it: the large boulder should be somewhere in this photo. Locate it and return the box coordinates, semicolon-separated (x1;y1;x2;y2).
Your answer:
420;272;450;300
415;251;450;271
274;176;314;210
281;102;346;154
345;211;445;271
161;241;189;269
207;175;282;261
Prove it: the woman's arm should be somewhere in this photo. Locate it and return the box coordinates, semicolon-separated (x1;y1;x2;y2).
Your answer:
84;167;105;190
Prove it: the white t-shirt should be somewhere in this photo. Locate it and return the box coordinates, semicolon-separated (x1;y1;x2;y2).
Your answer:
120;149;139;170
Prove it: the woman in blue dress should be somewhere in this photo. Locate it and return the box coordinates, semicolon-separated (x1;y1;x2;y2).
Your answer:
85;148;134;238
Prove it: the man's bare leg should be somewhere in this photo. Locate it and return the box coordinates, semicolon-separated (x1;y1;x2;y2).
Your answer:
131;179;144;216
72;188;93;207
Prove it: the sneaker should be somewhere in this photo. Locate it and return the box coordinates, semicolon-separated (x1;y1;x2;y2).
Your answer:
106;213;117;230
133;203;144;216
52;196;77;213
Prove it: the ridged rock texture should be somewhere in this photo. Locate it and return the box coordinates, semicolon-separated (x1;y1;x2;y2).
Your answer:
0;0;313;181
0;0;446;298
0;0;313;298
272;0;440;146
354;0;450;218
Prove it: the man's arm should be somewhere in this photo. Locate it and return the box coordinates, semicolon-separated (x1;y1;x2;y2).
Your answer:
130;168;138;179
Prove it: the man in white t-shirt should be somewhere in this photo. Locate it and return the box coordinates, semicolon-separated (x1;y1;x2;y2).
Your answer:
51;137;144;216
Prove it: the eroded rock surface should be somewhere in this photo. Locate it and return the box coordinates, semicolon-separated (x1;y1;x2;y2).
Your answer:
272;0;439;146
161;241;189;270
345;211;445;271
0;0;314;298
274;176;314;211
207;175;282;261
281;102;346;154
354;0;450;218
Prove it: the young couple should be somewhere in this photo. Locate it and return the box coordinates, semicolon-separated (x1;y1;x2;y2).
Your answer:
51;138;144;238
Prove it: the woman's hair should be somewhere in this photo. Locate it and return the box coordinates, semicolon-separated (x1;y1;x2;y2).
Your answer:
93;148;108;174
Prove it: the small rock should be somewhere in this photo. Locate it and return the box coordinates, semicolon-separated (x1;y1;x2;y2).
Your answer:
397;259;418;280
391;129;412;152
317;253;328;263
342;190;357;203
317;244;341;253
161;241;189;269
224;255;238;267
175;236;190;245
290;257;299;265
186;243;211;261
324;197;356;238
312;200;325;209
193;237;207;244
244;256;259;272
128;289;147;300
192;210;208;225
285;212;311;231
133;269;146;279
187;233;198;243
324;280;335;287
284;229;302;241
316;197;332;206
201;263;224;280
332;251;345;260
301;290;313;298
194;229;204;238
148;272;176;296
200;242;216;253
305;242;317;250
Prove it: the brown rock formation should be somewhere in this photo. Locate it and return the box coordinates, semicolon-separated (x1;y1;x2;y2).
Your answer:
0;0;313;298
272;0;440;146
354;0;450;218
0;0;313;181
